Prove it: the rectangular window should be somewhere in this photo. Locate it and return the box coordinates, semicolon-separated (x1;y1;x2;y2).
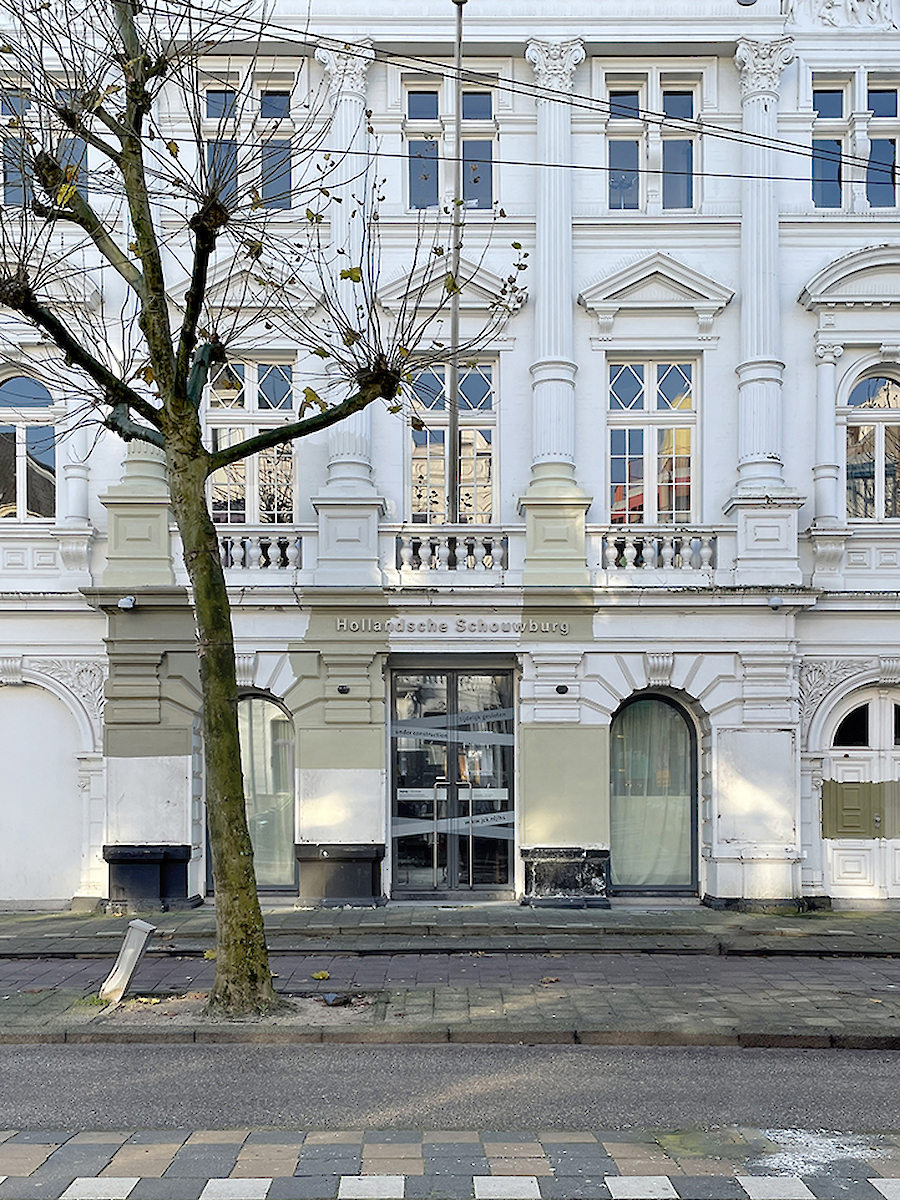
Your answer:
261;140;291;209
610;427;645;524
609;140;639;210
0;424;56;520
206;89;237;119
814;89;844;119
812;139;842;208
3;139;32;206
409;139;439;208
257;443;294;524
261;91;290;119
207;139;238;207
58;137;88;200
462;139;492;209
609;91;641;120
209;428;247;524
869;89;898;118
462;92;492;120
407;91;439;120
846;423;900;520
662;139;693;209
867;138;896;207
0;90;29;116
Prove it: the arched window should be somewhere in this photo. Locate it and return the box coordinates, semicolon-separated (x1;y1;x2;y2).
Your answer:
845;374;900;520
0;376;56;521
237;696;296;888
610;696;697;891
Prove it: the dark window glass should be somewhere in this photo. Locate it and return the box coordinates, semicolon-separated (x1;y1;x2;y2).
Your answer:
0;427;15;518
25;426;54;518
609;91;641;120
869;89;898;118
812;139;842;208
412;369;444;410
814;89;844;118
848;377;900;408
867;138;896;207
0;90;30;116
58;137;88;200
261;91;290;119
894;703;900;746
609;140;639;209
407;91;439;121
834;704;869;747
258;364;292;410
663;91;693;120
408;139;438;208
463;139;492;208
0;378;53;407
462;92;492;120
207;139;238;207
206;89;237;120
662;139;692;208
3;139;32;206
261;140;291;209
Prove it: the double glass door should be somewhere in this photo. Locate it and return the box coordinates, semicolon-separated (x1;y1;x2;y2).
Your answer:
391;671;514;894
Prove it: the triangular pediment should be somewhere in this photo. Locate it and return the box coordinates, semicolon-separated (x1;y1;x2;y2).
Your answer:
377;255;526;314
579;252;734;314
801;247;900;309
169;255;315;314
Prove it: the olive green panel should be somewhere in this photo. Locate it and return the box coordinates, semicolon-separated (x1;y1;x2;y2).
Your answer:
105;725;192;758
822;780;885;838
298;726;386;772
887;782;900;840
519;724;609;847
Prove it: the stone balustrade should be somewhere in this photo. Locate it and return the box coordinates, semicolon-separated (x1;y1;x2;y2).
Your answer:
396;528;508;575
217;528;303;572
595;527;717;575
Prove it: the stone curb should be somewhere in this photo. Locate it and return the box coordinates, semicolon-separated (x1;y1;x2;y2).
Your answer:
2;1026;900;1047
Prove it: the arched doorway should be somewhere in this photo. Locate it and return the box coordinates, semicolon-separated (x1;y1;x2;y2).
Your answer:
237;696;296;889
609;696;698;893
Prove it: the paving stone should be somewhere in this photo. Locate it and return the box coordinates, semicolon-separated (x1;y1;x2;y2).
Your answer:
338;1178;404;1199
403;1177;475;1200
736;1180;815;1200
199;1180;272;1200
672;1179;747;1200
129;1178;207;1200
806;1182;886;1200
122;1137;190;1149
59;1180;139;1199
303;1140;362;1149
267;1180;339;1200
421;1137;480;1147
0;1177;78;1199
0;1147;59;1176
607;1179;680;1200
870;1184;900;1200
473;1178;541;1200
164;1151;241;1179
5;1138;74;1148
100;1149;181;1180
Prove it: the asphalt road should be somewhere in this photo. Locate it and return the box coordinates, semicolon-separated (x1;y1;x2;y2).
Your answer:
0;1044;897;1131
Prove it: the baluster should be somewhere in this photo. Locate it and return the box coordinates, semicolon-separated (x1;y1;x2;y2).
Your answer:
699;534;714;572
642;536;657;570
219;538;229;569
680;535;695;571
436;537;451;571
473;538;487;570
623;534;637;570
604;536;619;570
399;535;414;572
231;539;245;569
248;537;263;571
285;538;301;570
494;538;506;571
661;534;674;569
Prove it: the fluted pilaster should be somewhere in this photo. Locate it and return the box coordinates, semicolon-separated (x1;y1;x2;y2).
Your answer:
814;342;844;525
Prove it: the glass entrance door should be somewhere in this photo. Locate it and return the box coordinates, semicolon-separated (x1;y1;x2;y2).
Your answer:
391;671;514;894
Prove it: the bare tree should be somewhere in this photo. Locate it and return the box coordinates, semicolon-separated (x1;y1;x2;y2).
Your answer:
0;0;524;1012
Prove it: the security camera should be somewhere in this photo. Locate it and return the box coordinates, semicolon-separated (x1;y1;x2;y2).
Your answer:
768;595;784;611
117;595;136;610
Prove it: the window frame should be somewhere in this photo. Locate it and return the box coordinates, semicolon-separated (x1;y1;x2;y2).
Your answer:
0;376;60;523
842;372;900;524
811;80;849;210
402;77;498;212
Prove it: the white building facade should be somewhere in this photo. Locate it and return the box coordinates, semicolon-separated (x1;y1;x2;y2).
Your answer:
2;0;900;909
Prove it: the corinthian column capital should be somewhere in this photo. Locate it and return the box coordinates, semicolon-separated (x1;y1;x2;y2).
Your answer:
315;40;375;99
525;38;585;93
734;37;794;100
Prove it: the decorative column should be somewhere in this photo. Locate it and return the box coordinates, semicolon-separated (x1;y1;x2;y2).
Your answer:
518;38;591;586
726;37;803;585
810;341;848;584
53;394;94;584
99;440;175;586
312;41;385;585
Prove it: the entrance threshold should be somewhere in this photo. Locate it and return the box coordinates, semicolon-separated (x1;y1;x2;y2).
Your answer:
610;896;702;909
391;892;516;905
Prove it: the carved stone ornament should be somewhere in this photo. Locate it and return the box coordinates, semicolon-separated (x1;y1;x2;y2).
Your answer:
784;0;898;27
734;38;795;99
38;659;106;729
315;41;375;98
646;652;674;689
799;657;874;738
880;657;900;686
525;39;585;94
0;656;24;686
815;343;844;365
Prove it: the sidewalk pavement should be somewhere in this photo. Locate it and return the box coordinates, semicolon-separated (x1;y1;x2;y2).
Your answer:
0;905;899;1047
1;1127;900;1200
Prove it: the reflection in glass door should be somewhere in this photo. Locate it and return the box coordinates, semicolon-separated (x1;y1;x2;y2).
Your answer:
391;672;514;894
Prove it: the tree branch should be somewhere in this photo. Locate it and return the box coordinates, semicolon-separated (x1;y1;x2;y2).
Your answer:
176;203;229;395
104;402;165;448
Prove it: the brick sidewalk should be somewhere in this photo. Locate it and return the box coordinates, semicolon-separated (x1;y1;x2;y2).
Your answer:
1;1128;900;1200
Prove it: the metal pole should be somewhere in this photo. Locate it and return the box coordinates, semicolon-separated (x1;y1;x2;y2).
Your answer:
447;0;466;524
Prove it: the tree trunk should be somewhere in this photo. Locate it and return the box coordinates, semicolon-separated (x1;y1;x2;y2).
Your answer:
166;444;280;1015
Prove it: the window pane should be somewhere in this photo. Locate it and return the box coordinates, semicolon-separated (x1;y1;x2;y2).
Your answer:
0;427;15;518
663;91;693;120
0;90;30;116
207;89;237;119
458;428;492;524
411;427;446;523
258;443;294;524
25;426;55;518
834;704;869;747
662;139;692;209
238;699;295;888
609;140;639;210
407;91;439;120
3;139;32;206
261;91;290;119
261;140;291;209
207;139;238;207
869;89;898;118
58;137;88;200
610;363;644;410
848;377;900;408
462;139;492;209
258;363;292;409
209;428;246;523
814;89;844;118
657;427;691;524
847;424;875;518
209;363;245;409
657;363;692;410
894;703;900;746
886;426;900;518
408;139;438;208
610;427;644;524
813;139;842;208
459;366;492;410
867;138;896;207
462;93;492;120
0;377;54;407
609;91;640;120
412;369;444;410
